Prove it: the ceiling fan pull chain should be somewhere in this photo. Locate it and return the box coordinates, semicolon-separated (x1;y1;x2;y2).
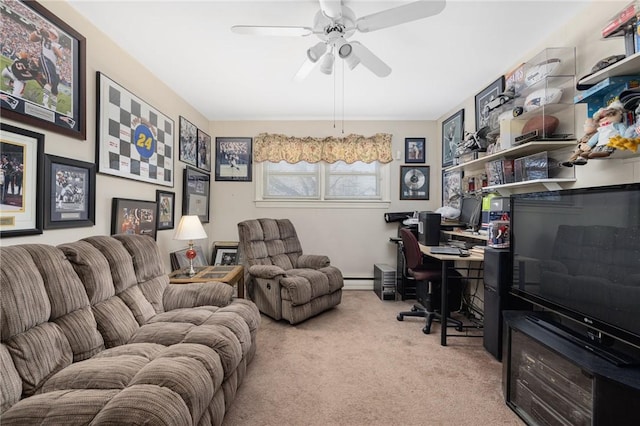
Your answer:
342;59;345;134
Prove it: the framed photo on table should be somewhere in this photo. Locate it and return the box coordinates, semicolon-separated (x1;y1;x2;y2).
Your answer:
183;166;210;223
179;116;197;166
442;109;464;167
197;129;211;172
0;0;86;140
405;138;425;163
170;245;207;271
111;197;157;240
44;154;95;229
475;76;504;131
215;137;252;181
155;189;175;230
211;241;239;265
0;123;44;237
400;165;430;200
96;72;174;187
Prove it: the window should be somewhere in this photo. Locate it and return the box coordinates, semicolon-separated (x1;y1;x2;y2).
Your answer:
258;160;389;203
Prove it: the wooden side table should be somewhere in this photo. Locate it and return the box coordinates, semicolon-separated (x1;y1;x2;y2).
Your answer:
169;265;244;298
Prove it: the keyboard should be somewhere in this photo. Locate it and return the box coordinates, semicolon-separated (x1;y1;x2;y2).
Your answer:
429;246;462;255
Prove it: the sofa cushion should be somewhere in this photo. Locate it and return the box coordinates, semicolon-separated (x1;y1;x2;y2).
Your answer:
6;323;72;396
0;344;22;413
1;389;121;425
57;240;115;304
1;246;51;339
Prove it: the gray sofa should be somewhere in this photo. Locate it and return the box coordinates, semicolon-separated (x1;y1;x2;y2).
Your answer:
237;218;343;324
0;234;260;425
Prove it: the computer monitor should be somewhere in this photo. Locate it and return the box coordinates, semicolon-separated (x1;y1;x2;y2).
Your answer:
458;196;482;230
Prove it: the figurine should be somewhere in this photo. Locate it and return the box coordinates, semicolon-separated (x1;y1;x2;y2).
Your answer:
561;118;597;167
608;103;640;153
573;101;627;164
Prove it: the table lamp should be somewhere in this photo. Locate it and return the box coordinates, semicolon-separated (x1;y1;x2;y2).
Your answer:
174;215;207;276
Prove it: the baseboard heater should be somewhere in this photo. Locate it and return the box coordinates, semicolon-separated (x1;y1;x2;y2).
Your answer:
343;276;374;291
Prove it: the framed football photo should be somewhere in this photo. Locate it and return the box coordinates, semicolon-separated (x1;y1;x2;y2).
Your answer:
0;0;86;140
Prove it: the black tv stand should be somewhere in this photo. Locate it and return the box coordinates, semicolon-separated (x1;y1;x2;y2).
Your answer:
503;311;640;426
525;315;638;367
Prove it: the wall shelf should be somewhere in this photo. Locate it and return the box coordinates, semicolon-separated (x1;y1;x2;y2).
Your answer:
484;178;577;196
577;52;640;86
447;141;576;174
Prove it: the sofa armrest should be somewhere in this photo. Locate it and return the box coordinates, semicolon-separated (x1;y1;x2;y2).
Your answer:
163;282;233;310
249;264;286;279
296;254;330;269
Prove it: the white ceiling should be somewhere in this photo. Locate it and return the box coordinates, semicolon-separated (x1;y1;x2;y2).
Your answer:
68;0;592;121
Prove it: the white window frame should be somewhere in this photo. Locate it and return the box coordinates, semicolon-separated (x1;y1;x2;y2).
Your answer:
255;161;391;209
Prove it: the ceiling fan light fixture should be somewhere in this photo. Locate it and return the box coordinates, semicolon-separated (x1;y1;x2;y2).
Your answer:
337;42;352;58
337;42;360;70
320;52;335;75
307;42;327;63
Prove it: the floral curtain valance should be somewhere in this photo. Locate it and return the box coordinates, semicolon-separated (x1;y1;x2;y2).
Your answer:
254;133;393;164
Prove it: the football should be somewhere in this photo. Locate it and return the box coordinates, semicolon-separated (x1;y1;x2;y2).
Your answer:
525;58;561;87
524;87;563;112
521;115;560;137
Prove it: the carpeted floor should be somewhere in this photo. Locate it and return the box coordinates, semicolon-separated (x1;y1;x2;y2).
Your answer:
223;290;524;426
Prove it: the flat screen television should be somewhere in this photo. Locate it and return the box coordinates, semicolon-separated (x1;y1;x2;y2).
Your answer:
509;183;640;356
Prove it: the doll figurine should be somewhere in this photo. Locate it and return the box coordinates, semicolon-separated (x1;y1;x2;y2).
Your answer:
561;118;597;167
608;103;640;152
574;101;627;164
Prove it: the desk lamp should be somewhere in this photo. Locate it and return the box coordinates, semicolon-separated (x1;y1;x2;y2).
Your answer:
174;215;207;277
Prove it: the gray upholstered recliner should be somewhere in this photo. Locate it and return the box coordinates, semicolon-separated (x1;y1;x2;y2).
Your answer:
237;218;343;324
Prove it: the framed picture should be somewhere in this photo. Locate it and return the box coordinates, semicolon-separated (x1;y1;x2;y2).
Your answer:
405;138;426;163
111;197;157;240
211;241;239;265
475;76;505;131
215;137;252;182
96;72;174;187
197;129;211;172
183;166;210;223
155;189;175;230
0;0;86;140
442;109;464;168
505;63;526;94
44;154;95;229
179;116;197;166
0;123;44;237
170;245;207;271
442;169;463;210
400;165;429;200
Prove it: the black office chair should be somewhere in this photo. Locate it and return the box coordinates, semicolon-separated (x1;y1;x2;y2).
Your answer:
396;227;463;334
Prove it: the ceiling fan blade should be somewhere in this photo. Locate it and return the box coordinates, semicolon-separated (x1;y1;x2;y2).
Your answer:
293;56;320;81
231;25;313;37
356;0;446;33
350;41;391;77
319;0;342;20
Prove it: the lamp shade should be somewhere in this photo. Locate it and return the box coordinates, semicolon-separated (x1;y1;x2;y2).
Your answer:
174;215;207;241
320;51;335;75
307;41;327;63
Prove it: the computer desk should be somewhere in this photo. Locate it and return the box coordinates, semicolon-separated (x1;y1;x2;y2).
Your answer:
419;243;484;346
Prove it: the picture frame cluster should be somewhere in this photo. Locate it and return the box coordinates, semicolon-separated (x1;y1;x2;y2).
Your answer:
179;116;211;173
399;137;429;201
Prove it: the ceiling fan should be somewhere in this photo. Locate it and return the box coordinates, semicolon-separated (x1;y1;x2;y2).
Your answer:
231;0;446;80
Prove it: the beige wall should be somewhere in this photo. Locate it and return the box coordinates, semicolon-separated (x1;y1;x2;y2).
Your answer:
2;1;638;280
210;120;438;279
1;1;210;266
437;0;640;190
